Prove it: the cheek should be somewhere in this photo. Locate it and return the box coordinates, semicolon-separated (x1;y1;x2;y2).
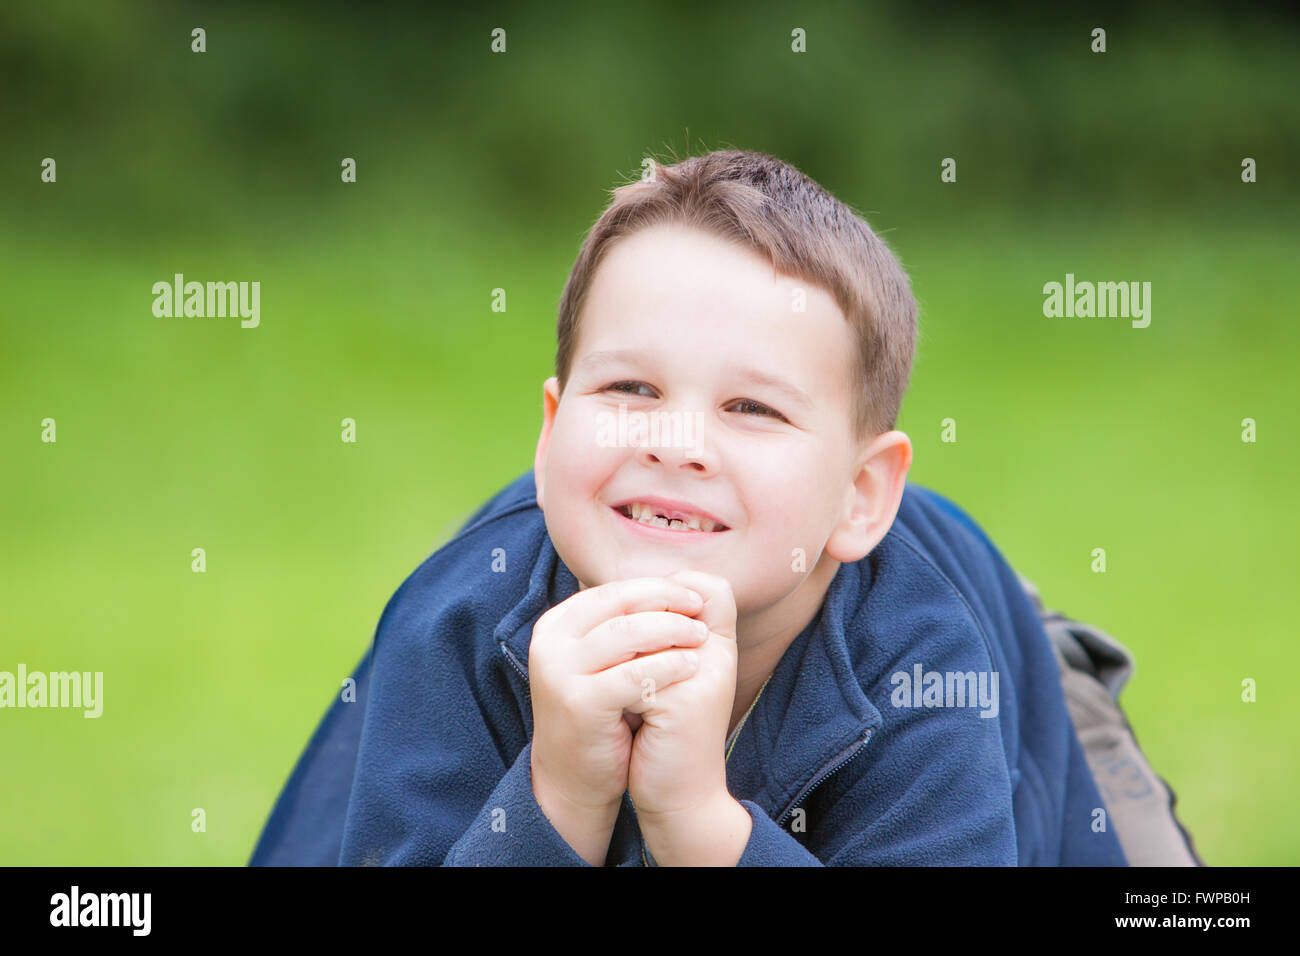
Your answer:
743;453;818;525
548;411;622;504
735;461;835;586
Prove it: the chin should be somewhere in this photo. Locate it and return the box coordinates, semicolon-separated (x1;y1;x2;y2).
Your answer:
566;547;700;590
589;552;681;584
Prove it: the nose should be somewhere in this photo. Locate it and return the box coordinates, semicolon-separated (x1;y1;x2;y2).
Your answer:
634;409;718;474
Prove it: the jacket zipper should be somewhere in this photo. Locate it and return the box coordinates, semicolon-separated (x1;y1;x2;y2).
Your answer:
501;643;530;684
774;727;875;829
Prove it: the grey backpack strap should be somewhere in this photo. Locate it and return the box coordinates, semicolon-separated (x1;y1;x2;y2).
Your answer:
1018;575;1205;867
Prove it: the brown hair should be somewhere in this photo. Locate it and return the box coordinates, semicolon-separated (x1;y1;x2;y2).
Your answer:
554;148;917;439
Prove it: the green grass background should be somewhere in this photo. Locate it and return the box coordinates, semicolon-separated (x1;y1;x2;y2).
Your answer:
1;0;1296;865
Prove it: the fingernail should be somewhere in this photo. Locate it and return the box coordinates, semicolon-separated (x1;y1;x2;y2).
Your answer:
693;620;709;638
683;650;699;668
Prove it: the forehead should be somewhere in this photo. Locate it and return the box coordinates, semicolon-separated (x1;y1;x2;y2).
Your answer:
575;223;855;405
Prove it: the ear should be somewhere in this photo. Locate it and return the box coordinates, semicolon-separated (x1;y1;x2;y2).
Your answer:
533;377;562;511
824;430;913;564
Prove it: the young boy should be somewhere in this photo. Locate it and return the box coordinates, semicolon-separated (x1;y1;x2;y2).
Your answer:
250;150;1182;866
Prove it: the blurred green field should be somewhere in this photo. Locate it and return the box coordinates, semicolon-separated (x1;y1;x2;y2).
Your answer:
2;1;1297;866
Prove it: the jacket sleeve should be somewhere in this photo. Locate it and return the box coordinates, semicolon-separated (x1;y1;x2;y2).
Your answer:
442;741;594;865
336;561;597;866
732;801;823;865
734;617;1019;866
247;648;374;866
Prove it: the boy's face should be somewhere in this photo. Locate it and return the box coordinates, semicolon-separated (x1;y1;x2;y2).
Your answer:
534;222;904;623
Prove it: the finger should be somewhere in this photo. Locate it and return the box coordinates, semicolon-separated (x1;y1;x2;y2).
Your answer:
576;610;708;673
552;577;705;640
587;647;701;715
661;569;738;639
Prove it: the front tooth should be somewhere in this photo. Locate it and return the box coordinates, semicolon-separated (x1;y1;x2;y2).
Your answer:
627;503;714;531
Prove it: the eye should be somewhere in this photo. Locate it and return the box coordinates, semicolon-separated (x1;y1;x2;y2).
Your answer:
728;399;788;422
601;380;656;397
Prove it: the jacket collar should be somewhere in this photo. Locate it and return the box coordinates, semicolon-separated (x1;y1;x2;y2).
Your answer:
495;514;883;826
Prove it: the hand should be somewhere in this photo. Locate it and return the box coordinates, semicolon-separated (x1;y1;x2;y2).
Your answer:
626;570;739;821
528;577;709;862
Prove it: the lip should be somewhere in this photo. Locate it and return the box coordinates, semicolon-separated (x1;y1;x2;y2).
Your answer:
608;495;730;530
611;505;730;540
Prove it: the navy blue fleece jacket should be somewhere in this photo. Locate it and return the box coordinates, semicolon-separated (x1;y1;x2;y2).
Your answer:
249;470;1127;866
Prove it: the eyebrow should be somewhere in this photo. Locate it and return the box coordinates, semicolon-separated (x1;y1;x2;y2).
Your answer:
577;349;816;411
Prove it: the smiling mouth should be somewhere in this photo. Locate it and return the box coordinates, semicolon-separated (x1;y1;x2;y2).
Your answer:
614;503;729;533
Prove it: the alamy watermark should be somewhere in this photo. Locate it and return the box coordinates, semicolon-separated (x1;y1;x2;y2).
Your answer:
152;273;260;328
0;664;103;717
1042;273;1151;328
596;405;706;458
890;663;999;718
50;886;150;936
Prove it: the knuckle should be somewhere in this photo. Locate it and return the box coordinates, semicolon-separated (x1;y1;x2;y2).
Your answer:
626;658;650;689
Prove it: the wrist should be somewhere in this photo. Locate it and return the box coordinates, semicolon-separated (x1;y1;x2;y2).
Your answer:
530;754;622;866
639;790;752;866
530;747;623;815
